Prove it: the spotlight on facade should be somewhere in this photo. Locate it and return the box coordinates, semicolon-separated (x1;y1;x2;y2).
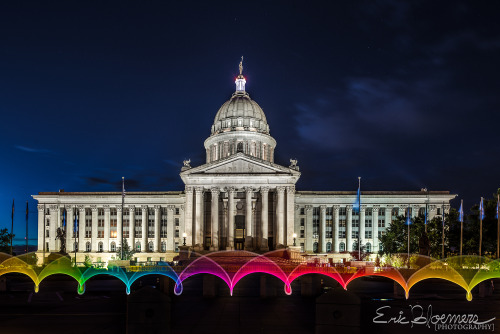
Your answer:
293;233;297;246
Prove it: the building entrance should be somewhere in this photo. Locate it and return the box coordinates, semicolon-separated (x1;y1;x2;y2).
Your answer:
234;215;245;250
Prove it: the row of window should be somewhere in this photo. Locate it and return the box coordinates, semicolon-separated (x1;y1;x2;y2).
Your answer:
74;241;179;253
300;217;387;228
308;242;375;253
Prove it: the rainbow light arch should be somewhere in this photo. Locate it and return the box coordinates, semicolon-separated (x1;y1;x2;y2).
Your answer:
1;251;499;300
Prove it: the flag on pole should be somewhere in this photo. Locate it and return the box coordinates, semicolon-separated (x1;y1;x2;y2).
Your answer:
74;209;78;233
353;177;361;213
479;197;485;220
424;203;428;225
63;207;66;227
496;195;499;219
405;206;412;225
459;200;464;223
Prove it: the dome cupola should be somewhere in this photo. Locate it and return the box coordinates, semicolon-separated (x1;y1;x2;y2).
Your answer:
204;58;277;164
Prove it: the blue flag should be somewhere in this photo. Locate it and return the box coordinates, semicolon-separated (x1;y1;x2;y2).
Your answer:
459;200;464;223
62;208;66;227
405;206;412;225
74;209;78;233
496;195;499;219
353;178;361;213
424;204;428;225
479;197;485;220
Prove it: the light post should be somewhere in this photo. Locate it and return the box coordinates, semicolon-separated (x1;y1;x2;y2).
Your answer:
293;233;297;246
182;232;187;246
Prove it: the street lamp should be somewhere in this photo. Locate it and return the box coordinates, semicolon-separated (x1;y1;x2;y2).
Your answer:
182;232;187;246
293;233;297;246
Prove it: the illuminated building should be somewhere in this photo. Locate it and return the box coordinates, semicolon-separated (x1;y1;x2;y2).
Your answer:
32;62;455;264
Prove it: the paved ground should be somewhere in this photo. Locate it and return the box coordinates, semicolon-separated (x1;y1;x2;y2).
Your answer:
0;274;499;334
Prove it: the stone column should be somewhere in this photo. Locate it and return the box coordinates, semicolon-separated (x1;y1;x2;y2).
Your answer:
194;187;203;248
260;187;269;251
412;205;420;218
359;205;366;249
78;206;86;252
211;187;220;250
91;205;98;252
372;206;379;253
167;205;175;251
37;205;44;251
286;186;295;247
103;205;110;252
66;207;74;252
154;205;161;252
129;205;135;251
142;206;148;252
346;205;352;252
245;187;253;249
184;187;193;246
49;205;58;252
320;205;326;253
222;201;228;249
117;206;123;249
227;187;235;250
276;186;285;248
333;205;339;252
305;205;313;252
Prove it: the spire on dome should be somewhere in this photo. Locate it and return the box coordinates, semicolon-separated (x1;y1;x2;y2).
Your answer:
235;56;246;92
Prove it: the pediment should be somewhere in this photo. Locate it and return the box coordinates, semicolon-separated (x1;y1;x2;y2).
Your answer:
181;154;295;176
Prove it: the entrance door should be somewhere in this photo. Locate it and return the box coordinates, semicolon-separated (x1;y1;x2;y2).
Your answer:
234;215;245;250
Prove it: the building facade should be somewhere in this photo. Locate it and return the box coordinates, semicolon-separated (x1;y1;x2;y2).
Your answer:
33;64;456;264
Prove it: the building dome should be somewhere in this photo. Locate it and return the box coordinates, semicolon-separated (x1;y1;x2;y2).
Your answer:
204;59;276;164
211;92;270;135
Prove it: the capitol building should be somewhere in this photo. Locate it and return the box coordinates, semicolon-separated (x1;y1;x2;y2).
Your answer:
33;63;455;264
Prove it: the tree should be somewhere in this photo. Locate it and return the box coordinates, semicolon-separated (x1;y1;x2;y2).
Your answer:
458;193;500;256
0;228;14;254
116;238;135;260
379;214;452;258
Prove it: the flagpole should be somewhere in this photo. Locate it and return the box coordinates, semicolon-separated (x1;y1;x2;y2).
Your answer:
26;201;29;254
479;197;483;257
11;199;14;255
121;177;125;260
442;202;445;259
425;190;429;233
74;205;77;266
497;194;499;259
358;177;361;258
407;205;410;269
43;203;46;264
460;199;463;258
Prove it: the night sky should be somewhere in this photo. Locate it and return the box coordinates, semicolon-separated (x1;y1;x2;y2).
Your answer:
1;1;500;244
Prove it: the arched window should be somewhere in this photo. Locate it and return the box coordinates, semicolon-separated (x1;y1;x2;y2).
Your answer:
148;241;154;252
365;243;372;253
136;242;141;252
98;242;103;252
339;242;345;252
110;242;116;252
237;142;243;152
86;241;91;252
352;242;358;251
313;242;319;253
161;241;166;252
326;242;332;253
